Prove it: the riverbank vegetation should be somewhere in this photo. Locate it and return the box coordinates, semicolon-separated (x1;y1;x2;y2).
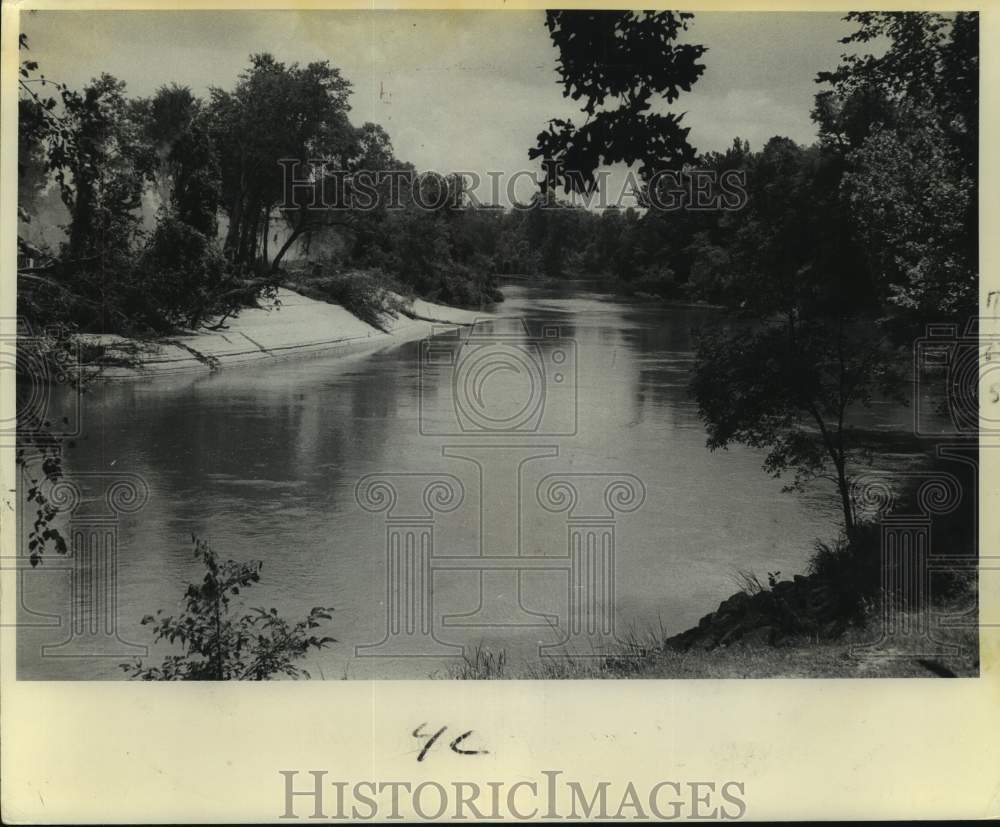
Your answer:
17;11;980;678
501;10;979;676
446;617;979;679
683;11;978;660
120;537;336;681
17;12;976;328
444;448;979;679
17;41;503;341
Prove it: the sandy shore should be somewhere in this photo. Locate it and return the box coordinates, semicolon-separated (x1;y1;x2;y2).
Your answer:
84;288;486;380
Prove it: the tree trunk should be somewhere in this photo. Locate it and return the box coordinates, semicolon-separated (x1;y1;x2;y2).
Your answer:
223;193;243;257
270;221;305;274
835;458;854;537
262;210;270;264
245;206;261;269
236;199;256;266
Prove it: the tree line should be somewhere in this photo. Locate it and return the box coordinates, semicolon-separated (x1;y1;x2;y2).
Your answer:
520;10;977;537
18;11;978;540
17;46;508;334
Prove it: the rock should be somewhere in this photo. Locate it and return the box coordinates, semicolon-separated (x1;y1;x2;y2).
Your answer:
664;568;848;655
718;592;751;614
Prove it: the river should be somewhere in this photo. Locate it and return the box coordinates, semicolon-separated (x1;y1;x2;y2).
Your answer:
18;282;847;679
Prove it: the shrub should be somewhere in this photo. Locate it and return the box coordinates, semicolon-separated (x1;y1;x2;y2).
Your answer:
808;522;882;621
289;268;411;331
121;537;335;680
135;215;240;331
436;261;503;308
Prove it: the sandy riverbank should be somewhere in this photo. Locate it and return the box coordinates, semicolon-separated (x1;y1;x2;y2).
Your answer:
82;288;486;380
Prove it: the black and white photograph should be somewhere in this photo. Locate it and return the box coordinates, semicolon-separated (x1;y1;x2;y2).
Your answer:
7;2;1000;822
11;6;983;684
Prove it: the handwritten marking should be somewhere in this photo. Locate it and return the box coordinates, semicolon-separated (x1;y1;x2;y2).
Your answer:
412;723;489;761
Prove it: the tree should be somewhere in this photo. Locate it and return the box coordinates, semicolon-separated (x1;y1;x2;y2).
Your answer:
689;138;903;535
136;216;236;331
48;74;156;262
815;12;978;321
122;538;336;681
17;34;71;231
145;84;221;237
840;109;974;318
275;121;402;273
532;11;706;195
207;53;354;273
692;322;901;535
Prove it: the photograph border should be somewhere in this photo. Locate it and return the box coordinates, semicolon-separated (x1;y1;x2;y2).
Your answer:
2;0;998;821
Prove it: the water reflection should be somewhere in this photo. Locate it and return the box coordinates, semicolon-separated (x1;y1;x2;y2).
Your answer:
19;284;842;679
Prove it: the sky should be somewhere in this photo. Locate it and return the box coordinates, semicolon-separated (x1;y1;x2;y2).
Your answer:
21;10;857;203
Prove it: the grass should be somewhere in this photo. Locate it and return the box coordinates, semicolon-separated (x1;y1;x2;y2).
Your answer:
729;568;772;596
440;607;979;680
446;644;509;679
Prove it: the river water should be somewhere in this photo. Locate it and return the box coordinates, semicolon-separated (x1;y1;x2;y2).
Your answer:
19;283;846;679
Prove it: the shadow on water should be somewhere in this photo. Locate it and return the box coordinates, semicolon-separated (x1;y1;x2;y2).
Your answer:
20;284;914;679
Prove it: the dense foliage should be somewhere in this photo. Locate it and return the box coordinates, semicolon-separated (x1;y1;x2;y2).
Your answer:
531;11;706;194
16;44;507;336
685;12;977;534
16;11;979;551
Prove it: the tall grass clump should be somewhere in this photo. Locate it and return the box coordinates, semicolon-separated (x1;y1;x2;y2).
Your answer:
808;522;882;622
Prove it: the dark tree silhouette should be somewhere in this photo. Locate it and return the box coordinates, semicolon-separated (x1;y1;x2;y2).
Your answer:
531;11;706;195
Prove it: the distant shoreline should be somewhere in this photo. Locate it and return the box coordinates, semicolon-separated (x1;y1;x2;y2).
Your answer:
497;274;725;310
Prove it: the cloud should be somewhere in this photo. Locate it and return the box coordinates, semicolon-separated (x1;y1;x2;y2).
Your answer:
21;9;853;175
